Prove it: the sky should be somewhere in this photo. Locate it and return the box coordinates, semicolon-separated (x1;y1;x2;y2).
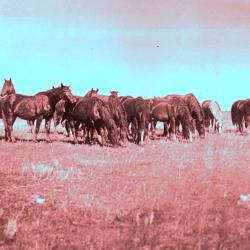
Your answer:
1;0;250;110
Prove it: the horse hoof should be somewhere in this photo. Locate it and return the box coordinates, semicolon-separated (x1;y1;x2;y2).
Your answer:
138;142;145;146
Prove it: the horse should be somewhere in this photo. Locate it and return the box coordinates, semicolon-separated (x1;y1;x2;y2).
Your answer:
85;88;128;146
85;88;110;102
85;88;99;97
164;93;205;138
93;99;119;147
150;101;194;142
202;100;223;134
1;78;16;97
231;99;247;134
107;91;128;146
236;99;250;135
148;97;172;136
0;78;16;140
68;96;119;147
120;96;150;145
1;83;76;142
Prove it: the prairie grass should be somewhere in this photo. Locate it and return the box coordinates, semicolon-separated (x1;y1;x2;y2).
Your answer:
0;113;250;249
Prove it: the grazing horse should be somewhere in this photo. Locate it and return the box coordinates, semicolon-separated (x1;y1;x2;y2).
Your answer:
85;89;128;146
231;99;247;134
202;100;223;134
150;102;194;142
69;96;119;147
1;84;76;142
164;93;205;138
108;91;128;146
236;99;250;135
149;97;195;139
120;96;150;145
93;99;119;147
53;95;82;137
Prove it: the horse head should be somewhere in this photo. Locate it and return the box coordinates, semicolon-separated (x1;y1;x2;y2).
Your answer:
59;83;76;104
110;90;118;97
1;78;16;96
86;88;99;97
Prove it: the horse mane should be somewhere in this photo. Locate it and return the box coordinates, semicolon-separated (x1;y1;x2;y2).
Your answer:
37;84;69;95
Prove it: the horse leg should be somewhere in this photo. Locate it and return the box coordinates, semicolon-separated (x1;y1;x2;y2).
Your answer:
1;109;9;141
29;120;35;134
8;114;16;143
45;118;52;143
164;123;169;141
170;118;176;141
150;120;157;137
90;127;96;144
65;121;71;137
68;119;78;144
33;117;43;142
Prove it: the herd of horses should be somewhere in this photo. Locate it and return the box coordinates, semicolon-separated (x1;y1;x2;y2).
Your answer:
0;78;249;147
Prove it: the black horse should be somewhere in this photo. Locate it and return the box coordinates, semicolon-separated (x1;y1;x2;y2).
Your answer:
1;83;76;142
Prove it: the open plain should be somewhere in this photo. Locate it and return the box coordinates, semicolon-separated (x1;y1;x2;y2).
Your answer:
0;112;250;249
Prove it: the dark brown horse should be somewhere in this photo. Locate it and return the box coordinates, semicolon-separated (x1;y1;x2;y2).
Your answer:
85;89;128;146
0;78;16;140
85;88;110;102
235;99;250;135
1;84;76;142
231;99;248;134
150;101;194;142
120;96;151;145
68;96;119;147
1;78;16;97
164;93;205;138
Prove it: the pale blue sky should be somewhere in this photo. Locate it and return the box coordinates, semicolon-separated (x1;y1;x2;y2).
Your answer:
1;0;250;110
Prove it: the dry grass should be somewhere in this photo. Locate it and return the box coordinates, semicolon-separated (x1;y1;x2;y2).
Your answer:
0;112;250;249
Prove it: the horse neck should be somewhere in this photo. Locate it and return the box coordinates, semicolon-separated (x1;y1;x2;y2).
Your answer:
44;89;63;107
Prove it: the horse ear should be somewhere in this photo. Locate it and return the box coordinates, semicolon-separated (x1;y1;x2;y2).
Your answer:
9;78;11;81
96;88;99;93
61;83;64;87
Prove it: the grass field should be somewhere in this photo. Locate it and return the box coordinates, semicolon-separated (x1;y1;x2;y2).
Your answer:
1;112;250;249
